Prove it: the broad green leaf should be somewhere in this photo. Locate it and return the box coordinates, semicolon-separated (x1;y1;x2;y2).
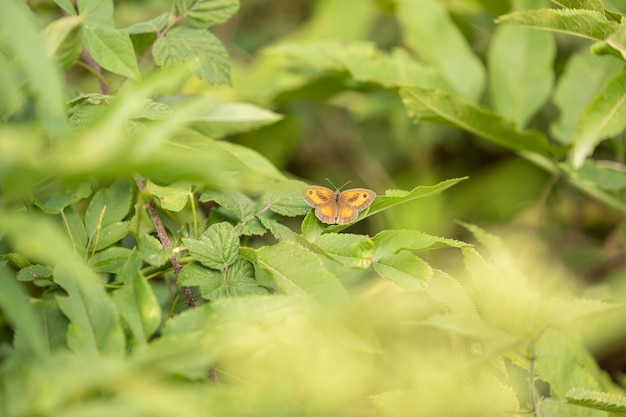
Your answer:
54;261;125;356
488;24;555;127
35;292;69;351
186;102;283;139
145;181;190;212
77;0;114;26
153;26;231;85
608;24;626;60
0;265;46;357
90;221;130;251
64;207;88;254
112;252;161;345
372;229;468;261
396;0;485;102
571;71;626;168
552;0;604;12
67;93;111;128
399;85;552;156
427;270;476;313
179;258;267;300
496;9;618;41
82;23;141;80
54;0;77;15
35;181;92;214
255;240;349;305
43;15;83;69
89;247;132;274
313;233;375;269
139;234;173;267
567;388;626;413
200;190;256;220
16;265;52;282
0;0;70;138
257;214;297;241
124;12;170;34
551;50;623;144
573;160;626;191
259;179;310;217
85;180;133;236
372;252;432;290
183;222;239;269
174;0;240;29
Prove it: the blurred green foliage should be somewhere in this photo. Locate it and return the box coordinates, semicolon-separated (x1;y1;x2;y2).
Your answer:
1;0;626;416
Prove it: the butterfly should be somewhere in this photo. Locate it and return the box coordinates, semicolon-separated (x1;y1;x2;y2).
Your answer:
302;183;376;225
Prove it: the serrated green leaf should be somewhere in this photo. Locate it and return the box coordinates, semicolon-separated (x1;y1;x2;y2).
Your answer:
90;221;129;251
112;252;161;345
16;265;52;282
174;0;240;29
0;265;46;357
566;388;626;413
139;234;173;267
496;9;618;41
186;102;283;139
184;222;239;269
145;181;190;212
372;229;468;261
82;23;141;80
372;252;432;290
200;190;256;219
124;12;170;34
571;71;626;168
399;86;552;156
85;180;133;236
488;24;555;127
551;50;623;144
89;247;132;274
43;15;83;69
54;261;125;356
260;179;310;217
35;181;92;214
396;0;485;102
179;258;266;300
314;233;375;269
153;26;230;85
257;214;297;240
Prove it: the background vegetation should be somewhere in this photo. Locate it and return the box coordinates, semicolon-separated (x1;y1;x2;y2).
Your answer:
2;0;626;415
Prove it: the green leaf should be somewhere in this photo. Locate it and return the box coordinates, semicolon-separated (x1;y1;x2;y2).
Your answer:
89;247;132;274
85;180;133;236
256;240;350;305
77;0;114;26
111;252;161;346
0;265;46;357
495;9;618;41
399;85;552;156
372;252;432;290
54;261;125;356
54;0;77;15
200;189;256;219
82;23;141;80
35;181;92;214
260;180;310;217
43;15;83;69
552;0;604;12
574;160;626;191
183;222;239;269
174;0;240;29
16;265;52;282
313;233;375;269
488;24;555;127
608;24;626;60
179;258;267;300
395;0;485;102
124;12;170;34
64;207;88;254
90;221;130;251
372;229;468;261
550;50;623;144
139;234;173;267
153;26;231;85
256;214;297;241
571;71;626;168
566;388;626;413
145;181;190;212
186;102;283;139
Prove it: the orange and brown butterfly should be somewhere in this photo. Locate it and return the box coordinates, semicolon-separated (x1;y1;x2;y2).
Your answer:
301;180;376;225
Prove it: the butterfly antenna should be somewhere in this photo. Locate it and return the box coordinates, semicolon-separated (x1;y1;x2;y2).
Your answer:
325;178;338;190
339;180;352;190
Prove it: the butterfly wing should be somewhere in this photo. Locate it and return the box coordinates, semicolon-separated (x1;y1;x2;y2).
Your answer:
336;188;376;224
302;186;338;224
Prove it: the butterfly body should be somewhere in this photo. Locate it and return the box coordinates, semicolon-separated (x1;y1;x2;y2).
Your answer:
302;186;376;224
